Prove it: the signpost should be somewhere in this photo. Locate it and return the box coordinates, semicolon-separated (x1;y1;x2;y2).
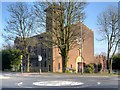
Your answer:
38;55;42;74
20;55;23;73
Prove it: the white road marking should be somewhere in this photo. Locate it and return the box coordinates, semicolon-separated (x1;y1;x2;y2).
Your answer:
0;75;10;79
33;81;84;86
97;82;101;85
17;82;33;88
17;82;23;86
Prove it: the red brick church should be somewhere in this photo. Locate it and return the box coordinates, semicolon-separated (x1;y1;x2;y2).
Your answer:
14;4;101;73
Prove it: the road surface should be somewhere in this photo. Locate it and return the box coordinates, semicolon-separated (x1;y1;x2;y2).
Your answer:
1;72;120;89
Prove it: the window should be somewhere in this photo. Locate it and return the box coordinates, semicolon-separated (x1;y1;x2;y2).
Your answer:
58;63;60;70
44;52;46;58
44;61;47;67
49;48;52;55
41;61;43;67
71;64;72;68
48;65;51;71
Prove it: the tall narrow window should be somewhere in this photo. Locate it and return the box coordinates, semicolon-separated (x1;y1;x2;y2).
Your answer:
58;63;60;70
48;65;51;71
44;52;46;58
44;61;47;67
71;64;72;68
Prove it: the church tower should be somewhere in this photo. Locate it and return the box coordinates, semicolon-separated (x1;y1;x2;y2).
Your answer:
44;4;64;32
44;4;64;72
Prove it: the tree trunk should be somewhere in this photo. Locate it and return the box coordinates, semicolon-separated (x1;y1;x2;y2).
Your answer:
26;54;30;72
108;58;110;74
108;55;112;74
25;47;30;73
62;55;68;73
107;42;111;74
109;61;112;74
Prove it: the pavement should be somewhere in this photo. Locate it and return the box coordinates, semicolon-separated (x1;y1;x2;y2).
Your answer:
2;72;119;76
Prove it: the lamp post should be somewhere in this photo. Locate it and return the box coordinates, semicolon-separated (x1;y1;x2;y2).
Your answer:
38;55;42;74
76;22;84;75
80;22;83;75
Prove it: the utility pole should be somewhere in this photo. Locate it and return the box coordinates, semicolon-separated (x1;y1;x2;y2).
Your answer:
80;22;83;75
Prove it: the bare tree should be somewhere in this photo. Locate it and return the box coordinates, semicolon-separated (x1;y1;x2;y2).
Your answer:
4;2;37;72
34;1;87;72
97;6;119;74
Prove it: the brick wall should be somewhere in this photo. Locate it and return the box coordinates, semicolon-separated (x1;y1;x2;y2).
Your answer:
52;22;94;72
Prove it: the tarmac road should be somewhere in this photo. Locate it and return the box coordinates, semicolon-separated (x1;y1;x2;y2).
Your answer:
1;72;119;89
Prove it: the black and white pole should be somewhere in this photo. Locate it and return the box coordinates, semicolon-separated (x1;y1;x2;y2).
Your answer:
38;55;42;74
20;55;23;73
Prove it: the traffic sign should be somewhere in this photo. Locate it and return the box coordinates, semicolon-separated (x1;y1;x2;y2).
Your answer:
38;55;42;61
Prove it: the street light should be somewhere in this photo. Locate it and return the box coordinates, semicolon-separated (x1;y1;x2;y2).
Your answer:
80;22;84;75
76;22;84;75
38;55;42;74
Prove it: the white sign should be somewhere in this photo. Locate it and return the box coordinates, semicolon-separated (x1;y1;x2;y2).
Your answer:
38;55;42;61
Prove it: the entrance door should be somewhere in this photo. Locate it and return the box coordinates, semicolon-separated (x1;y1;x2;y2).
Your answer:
78;62;83;73
77;62;81;73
